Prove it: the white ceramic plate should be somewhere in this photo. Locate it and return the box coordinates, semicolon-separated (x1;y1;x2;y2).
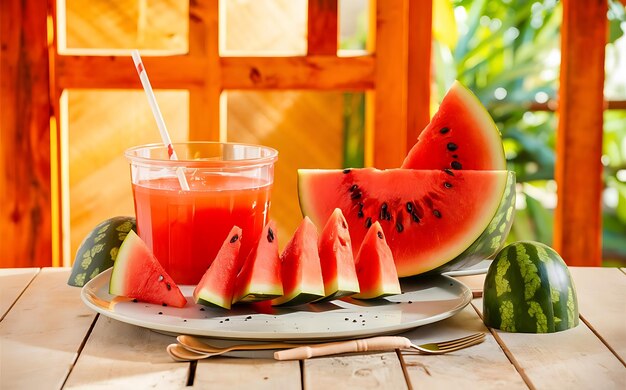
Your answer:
443;260;492;277
82;268;472;341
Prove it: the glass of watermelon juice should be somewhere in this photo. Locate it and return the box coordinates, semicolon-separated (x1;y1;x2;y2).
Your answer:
125;142;277;285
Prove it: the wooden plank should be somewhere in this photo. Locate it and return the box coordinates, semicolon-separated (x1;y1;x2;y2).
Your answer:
569;267;626;362
406;0;432;152
194;358;301;389
0;0;53;268
0;268;96;389
307;0;338;55
188;0;221;141
55;55;375;91
370;0;409;168
401;305;526;389
221;55;375;90
55;55;207;89
475;297;625;389
63;316;188;389
554;0;607;266
303;352;408;389
0;268;39;321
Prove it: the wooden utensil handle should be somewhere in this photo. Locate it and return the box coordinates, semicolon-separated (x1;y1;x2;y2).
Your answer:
273;336;412;361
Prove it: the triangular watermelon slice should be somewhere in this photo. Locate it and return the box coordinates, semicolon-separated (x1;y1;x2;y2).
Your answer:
109;230;186;308
232;220;283;304
271;217;325;306
352;221;401;299
193;226;243;309
402;80;505;171
317;208;360;301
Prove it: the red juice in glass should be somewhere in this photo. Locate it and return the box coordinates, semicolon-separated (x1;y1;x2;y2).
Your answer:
126;142;277;285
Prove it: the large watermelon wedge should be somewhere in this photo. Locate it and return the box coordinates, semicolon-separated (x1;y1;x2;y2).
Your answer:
402;80;505;171
299;169;515;277
109;230;186;308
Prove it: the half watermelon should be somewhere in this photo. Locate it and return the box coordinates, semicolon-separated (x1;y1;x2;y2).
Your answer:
401;80;505;171
109;230;187;308
299;168;515;277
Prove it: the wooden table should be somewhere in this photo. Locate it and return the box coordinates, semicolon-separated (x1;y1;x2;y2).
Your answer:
1;267;624;389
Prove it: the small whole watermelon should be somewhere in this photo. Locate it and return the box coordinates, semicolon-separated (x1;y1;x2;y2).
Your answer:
483;241;579;333
68;216;136;287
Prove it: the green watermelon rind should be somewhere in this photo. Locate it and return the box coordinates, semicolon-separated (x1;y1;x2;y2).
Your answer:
68;216;136;287
233;283;283;303
426;171;516;274
482;241;579;333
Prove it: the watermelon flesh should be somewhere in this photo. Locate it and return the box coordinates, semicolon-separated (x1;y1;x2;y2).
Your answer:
271;217;325;306
109;230;186;308
317;208;360;300
193;226;243;309
232;220;283;303
352;221;401;299
402;80;505;171
299;168;513;277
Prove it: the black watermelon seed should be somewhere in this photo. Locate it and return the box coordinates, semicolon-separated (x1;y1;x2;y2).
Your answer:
406;202;414;213
162;303;167;307
219;320;223;323
440;127;450;134
158;312;163;315
411;213;421;223
359;314;363;317
365;217;372;228
444;182;453;188
230;234;239;243
452;154;458;159
158;275;164;282
267;227;275;242
357;210;364;218
343;169;351;174
200;308;205;311
351;191;362;200
443;169;454;176
349;184;358;192
379;203;388;220
451;161;463;170
225;318;230;321
166;283;171;291
396;222;404;233
183;319;187;322
353;319;357;323
132;298;138;303
246;316;252;320
433;210;442;218
377;231;383;239
447;142;458;151
345;318;349;321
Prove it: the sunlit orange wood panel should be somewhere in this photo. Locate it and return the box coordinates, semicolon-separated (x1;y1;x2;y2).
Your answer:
307;0;338;55
406;0;432;146
554;0;606;266
189;0;220;141
0;0;52;267
369;0;409;168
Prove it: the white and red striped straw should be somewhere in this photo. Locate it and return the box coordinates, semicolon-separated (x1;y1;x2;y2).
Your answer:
131;50;190;191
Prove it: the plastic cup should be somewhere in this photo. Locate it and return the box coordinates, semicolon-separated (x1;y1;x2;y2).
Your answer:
125;142;278;285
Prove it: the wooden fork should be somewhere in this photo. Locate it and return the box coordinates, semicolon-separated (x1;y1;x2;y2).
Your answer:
273;332;486;360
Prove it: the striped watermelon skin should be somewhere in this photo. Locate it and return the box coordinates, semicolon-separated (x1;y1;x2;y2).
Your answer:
483;241;579;333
